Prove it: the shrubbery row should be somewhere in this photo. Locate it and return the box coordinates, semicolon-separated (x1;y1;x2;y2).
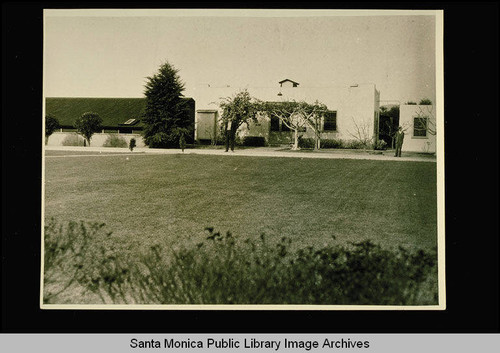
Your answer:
103;134;128;148
43;219;438;305
298;137;388;150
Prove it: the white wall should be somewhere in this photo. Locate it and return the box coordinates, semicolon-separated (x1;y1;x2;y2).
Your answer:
46;132;146;148
191;83;379;143
399;104;436;153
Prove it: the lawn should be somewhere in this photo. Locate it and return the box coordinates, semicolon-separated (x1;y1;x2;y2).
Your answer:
44;153;437;253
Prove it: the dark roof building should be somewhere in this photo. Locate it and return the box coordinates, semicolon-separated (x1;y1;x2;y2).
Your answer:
45;97;195;134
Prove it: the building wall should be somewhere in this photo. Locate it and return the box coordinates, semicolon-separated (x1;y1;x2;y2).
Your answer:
336;85;379;143
46;132;146;148
192;83;380;144
399;104;436;153
195;111;218;141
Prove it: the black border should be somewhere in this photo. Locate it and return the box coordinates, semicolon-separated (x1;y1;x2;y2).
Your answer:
2;2;499;333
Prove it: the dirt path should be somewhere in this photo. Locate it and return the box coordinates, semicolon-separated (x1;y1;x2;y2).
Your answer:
45;146;436;163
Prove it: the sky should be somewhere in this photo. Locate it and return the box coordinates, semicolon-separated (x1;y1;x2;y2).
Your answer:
44;9;440;105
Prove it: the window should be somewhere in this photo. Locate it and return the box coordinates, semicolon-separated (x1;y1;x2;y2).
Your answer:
413;117;428;137
323;111;337;131
270;115;280;131
120;118;140;126
281;122;290;131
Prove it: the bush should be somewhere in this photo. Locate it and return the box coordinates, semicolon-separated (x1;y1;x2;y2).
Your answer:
373;140;388;150
242;136;266;147
43;218;130;304
299;138;345;150
298;137;315;149
126;230;437;305
321;139;344;149
45;115;60;144
61;134;85;146
44;220;438;305
343;140;368;149
103;134;127;148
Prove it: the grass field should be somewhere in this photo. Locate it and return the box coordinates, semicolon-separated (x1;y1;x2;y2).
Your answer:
44;152;437;254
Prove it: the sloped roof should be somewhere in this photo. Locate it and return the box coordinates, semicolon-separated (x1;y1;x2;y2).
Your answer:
45;97;194;128
45;97;146;128
278;79;300;86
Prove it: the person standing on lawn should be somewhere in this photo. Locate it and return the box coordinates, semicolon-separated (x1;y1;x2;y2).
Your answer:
394;126;405;157
220;90;259;153
179;132;186;152
224;119;236;152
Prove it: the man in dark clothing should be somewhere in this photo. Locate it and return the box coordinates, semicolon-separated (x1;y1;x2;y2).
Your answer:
179;133;186;152
394;126;405;157
224;120;236;152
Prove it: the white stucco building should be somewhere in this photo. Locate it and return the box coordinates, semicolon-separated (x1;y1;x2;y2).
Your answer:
192;79;380;146
399;104;436;153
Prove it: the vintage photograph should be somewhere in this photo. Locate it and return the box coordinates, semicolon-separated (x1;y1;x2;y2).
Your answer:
41;9;444;308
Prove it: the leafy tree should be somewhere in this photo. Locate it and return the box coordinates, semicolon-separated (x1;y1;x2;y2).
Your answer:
257;100;305;150
171;127;189;151
379;105;400;148
219;90;259;151
74;112;102;147
45;114;60;144
257;100;328;150
298;101;328;150
142;61;192;148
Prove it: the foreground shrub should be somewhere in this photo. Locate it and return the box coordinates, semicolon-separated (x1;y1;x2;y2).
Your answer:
44;220;438;305
128;230;437;305
103;134;128;148
43;218;131;304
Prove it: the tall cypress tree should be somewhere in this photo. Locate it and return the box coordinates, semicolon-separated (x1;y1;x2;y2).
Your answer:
142;61;191;148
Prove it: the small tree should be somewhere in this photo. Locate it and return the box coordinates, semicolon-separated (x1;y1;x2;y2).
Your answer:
257;100;306;150
419;98;432;105
143;61;192;148
74;112;102;147
45;114;60;144
257;100;328;150
219;90;259;151
299;101;329;150
171;127;189;152
129;138;136;151
347;117;373;149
